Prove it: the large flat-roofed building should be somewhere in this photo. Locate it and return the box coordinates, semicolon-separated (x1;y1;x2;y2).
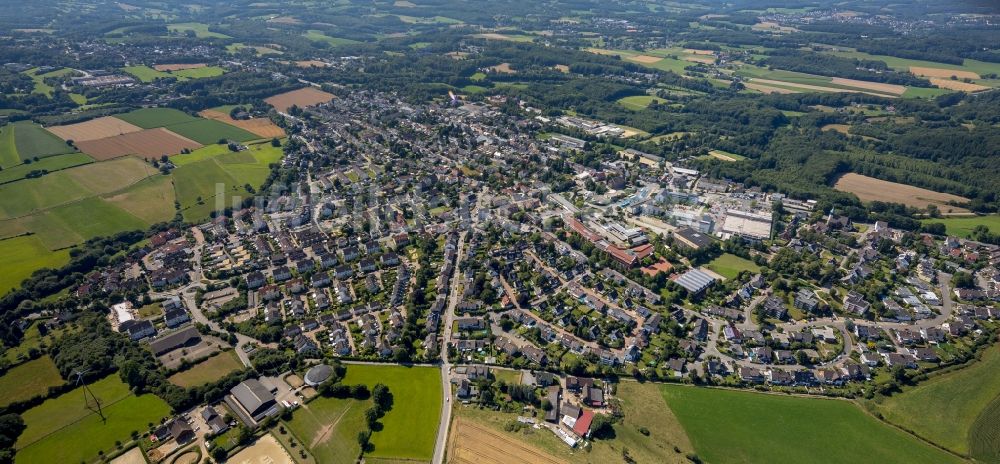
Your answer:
226;379;280;427
720;209;772;242
148;326;201;356
674;269;718;295
673;227;712;250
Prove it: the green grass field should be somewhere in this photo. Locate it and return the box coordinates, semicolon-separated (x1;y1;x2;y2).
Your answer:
706;253;760;279
341;364;441;460
172;141;281;222
304;30;360;47
0;235;71;295
970;393;1000;463
286;395;367;463
167;350;244;388
103;174;177;225
16;376;171;464
167;22;231;39
122;65;172;82
618;95;668;111
164;119;259;144
0;153;93;184
0;124;21;168
12;121;75;161
874;345;1000;456
114;108;199;128
921;215;1000;238
24;196;149;249
825;49;1000;80
662;385;963;464
172;66;225;79
24;67;74;97
0;356;64;407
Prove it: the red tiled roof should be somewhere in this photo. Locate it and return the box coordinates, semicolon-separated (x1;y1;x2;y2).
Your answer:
573;409;594;437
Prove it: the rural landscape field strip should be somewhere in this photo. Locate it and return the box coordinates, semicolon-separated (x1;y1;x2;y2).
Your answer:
46;116;144;142
661;385;963;464
75;127;203;160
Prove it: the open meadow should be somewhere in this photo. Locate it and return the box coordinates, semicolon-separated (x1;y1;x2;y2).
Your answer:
167;350;244;388
16;375;171;464
872;345;1000;458
341;364;442;461
7;121;75;163
661;385;963;464
0;356;64;407
265;87;336;113
0;153;93;184
706;253;759;280
921;215;1000;238
285;394;368;464
833;173;971;215
172;141;283;222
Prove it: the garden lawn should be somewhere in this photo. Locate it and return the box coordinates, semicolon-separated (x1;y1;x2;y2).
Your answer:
0;235;71;295
341;364;441;460
706;253;760;280
167;350;244;388
921;215;1000;238
114;108;199;129
661;385;963;464
285;395;367;463
0;356;64;407
874;344;1000;456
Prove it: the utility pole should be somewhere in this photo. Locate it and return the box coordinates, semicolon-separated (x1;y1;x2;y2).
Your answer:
74;369;106;422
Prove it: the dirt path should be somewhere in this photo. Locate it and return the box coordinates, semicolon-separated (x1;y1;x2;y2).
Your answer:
309;403;354;448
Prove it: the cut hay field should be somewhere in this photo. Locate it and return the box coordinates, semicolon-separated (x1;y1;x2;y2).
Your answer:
341;364;442;461
873;345;1000;458
0;152;93;184
833;173;971;214
167;350;244;388
706;253;759;279
46;116;143;142
198;110;285;138
662;385;963;464
929;78;989;92
0;236;71;294
448;418;565;464
265;87;335;113
16;375;171;464
75;128;203;160
285;394;367;464
115;108;199;129
0;356;64;407
920;215;1000;238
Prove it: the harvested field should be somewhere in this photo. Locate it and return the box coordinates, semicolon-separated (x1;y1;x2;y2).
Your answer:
295;60;327;68
76;128;201;160
554;64;569;73
472;33;513;40
265;87;335;113
830;78;906;95
198;110;285;138
628;54;662;64
930;78;989;92
447;418;565;464
228;434;293;464
910;66;980;80
152;63;205;72
46;116;143;142
751;78;836;93
109;447;146;464
745;82;798;94
490;63;515;73
684;48;715;55
833;173;971;214
821;124;850;135
683;55;715;64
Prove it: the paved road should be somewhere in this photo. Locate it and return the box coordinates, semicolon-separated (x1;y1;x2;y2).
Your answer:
432;230;466;464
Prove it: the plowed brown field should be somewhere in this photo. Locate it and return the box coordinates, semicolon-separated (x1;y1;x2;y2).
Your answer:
47;117;143;142
265;87;335;113
75;128;202;160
